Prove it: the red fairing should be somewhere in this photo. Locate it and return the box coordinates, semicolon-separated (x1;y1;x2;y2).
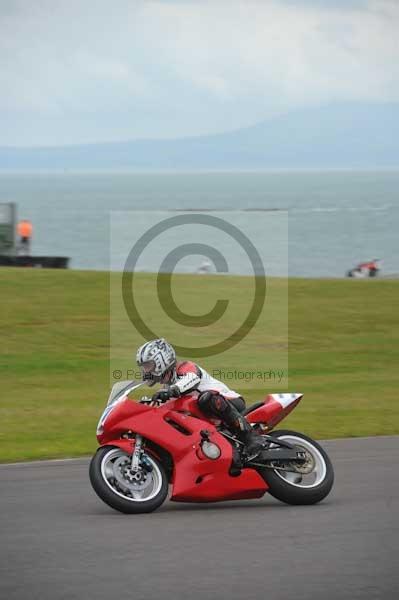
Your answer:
168;393;207;420
97;394;267;502
247;393;303;428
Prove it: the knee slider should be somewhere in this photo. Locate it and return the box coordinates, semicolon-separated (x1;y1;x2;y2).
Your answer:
198;391;228;415
197;391;214;414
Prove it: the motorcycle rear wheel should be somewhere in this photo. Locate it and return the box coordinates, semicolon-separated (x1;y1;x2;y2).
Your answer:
259;430;334;505
90;446;168;514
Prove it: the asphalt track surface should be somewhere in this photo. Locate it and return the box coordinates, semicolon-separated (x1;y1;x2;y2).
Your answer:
0;436;398;600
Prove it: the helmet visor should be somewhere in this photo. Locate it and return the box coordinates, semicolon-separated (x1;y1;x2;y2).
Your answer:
140;360;156;374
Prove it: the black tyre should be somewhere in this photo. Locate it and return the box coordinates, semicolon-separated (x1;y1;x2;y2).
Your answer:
259;430;334;505
89;446;168;514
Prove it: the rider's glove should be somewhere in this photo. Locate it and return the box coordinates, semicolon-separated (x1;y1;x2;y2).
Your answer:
152;389;170;403
151;385;180;403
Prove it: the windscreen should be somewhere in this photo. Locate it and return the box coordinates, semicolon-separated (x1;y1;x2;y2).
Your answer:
107;380;143;406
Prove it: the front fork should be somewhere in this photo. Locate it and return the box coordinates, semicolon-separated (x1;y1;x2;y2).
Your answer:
131;434;154;473
131;434;143;472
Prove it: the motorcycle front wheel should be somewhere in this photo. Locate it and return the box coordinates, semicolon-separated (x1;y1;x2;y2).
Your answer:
89;446;168;514
259;430;334;505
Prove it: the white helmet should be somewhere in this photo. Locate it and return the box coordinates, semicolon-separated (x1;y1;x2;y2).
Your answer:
136;338;176;384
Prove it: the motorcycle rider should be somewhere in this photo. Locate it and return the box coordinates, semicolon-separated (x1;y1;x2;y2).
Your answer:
136;338;265;457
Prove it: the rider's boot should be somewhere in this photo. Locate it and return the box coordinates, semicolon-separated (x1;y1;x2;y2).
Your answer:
219;401;266;458
235;416;266;458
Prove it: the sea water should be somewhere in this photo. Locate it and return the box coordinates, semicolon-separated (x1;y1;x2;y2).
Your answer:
0;169;397;277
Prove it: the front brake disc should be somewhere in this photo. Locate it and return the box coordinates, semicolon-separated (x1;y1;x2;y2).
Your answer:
113;457;152;492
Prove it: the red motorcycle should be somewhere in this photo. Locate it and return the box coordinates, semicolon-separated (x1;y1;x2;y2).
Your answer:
90;381;334;513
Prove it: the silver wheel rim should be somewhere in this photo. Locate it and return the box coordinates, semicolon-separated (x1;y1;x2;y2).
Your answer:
271;435;327;489
100;448;163;502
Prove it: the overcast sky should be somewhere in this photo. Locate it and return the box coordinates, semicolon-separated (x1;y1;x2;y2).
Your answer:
1;0;398;146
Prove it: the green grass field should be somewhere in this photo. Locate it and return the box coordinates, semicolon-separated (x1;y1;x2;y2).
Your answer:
1;268;398;462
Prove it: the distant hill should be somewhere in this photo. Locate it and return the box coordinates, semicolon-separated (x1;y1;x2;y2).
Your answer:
1;102;398;170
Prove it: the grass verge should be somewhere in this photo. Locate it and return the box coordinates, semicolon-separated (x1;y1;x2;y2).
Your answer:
1;268;398;462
